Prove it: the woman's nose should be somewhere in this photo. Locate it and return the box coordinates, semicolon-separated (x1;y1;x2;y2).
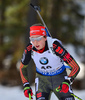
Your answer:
33;40;38;44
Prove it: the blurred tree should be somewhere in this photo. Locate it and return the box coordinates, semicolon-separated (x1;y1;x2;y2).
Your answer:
51;0;84;43
39;0;84;44
0;0;30;85
0;0;7;69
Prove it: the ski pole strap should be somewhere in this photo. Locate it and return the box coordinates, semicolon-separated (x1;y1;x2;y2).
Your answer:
71;93;82;100
29;93;31;100
24;87;30;91
56;86;61;92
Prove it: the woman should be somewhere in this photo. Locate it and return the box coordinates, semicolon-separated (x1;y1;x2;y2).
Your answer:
20;24;80;100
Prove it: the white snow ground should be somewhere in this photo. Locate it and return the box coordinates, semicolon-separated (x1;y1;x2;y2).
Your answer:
0;85;85;100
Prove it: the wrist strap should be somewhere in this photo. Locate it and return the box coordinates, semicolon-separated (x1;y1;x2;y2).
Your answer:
62;82;69;86
24;87;30;91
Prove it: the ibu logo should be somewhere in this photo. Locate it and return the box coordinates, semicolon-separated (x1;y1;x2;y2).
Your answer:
39;57;48;65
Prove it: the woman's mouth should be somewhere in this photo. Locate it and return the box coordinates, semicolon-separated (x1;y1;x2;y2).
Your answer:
36;45;39;48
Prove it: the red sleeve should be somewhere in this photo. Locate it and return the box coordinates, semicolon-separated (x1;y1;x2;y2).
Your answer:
53;41;80;79
20;43;32;84
20;62;28;84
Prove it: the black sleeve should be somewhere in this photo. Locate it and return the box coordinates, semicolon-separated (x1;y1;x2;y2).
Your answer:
21;43;32;65
53;41;67;58
53;40;74;64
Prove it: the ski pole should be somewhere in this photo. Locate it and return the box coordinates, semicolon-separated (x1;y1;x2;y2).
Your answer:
29;93;31;100
30;3;51;37
28;93;35;100
71;93;82;100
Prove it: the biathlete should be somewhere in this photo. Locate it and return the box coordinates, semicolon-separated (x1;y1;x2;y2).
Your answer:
20;24;80;100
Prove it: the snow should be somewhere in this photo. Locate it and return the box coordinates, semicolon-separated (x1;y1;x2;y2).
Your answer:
0;85;85;100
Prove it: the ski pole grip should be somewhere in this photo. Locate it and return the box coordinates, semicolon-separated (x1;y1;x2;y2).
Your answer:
30;3;34;9
30;3;41;11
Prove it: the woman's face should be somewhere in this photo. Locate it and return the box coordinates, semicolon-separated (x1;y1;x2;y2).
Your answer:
30;35;47;50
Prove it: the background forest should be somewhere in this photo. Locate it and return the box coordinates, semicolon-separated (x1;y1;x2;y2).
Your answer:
0;0;85;90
